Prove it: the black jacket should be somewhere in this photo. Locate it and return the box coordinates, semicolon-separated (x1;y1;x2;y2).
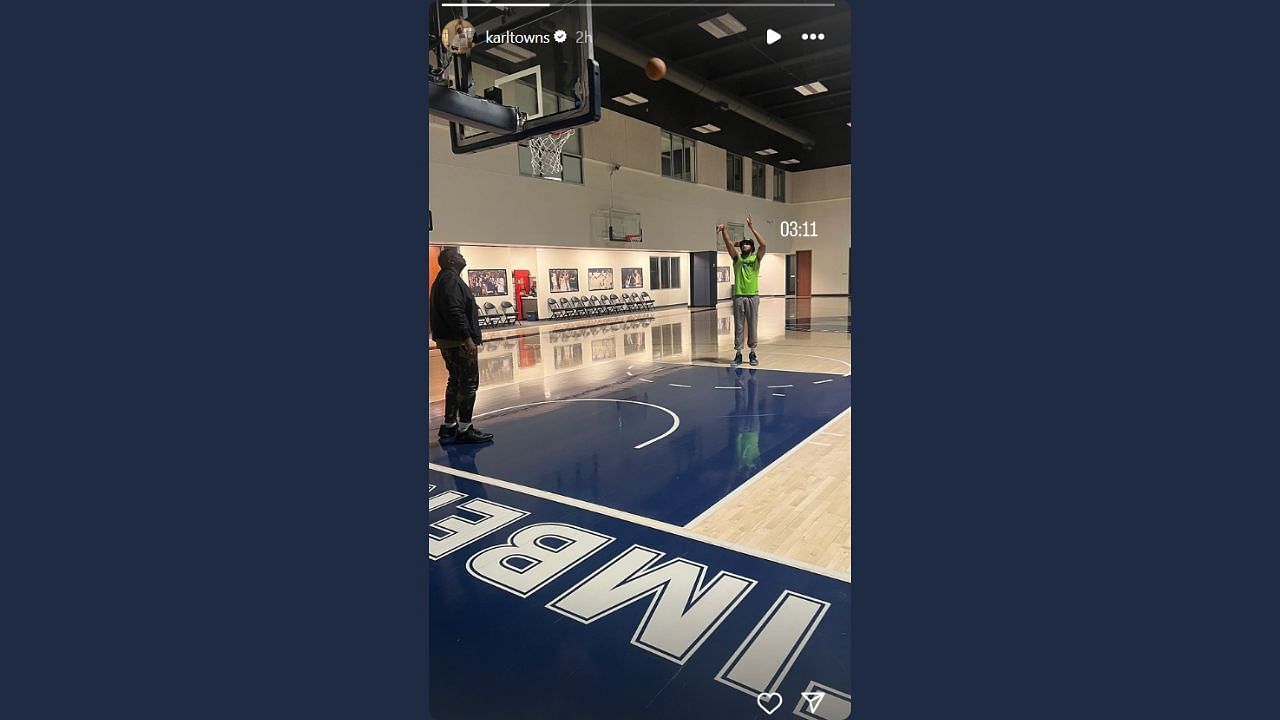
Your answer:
429;269;482;344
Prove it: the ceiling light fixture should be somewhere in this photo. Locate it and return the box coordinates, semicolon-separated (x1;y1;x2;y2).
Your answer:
697;13;747;39
793;81;829;96
611;92;648;106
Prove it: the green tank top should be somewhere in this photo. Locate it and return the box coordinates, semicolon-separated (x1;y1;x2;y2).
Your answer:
733;254;760;296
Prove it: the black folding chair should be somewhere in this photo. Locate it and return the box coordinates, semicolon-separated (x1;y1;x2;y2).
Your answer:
500;301;518;325
482;302;504;326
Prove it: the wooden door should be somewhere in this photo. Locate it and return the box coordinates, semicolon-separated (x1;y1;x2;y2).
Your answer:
796;250;812;297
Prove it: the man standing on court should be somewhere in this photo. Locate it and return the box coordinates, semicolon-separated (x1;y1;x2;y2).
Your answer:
430;247;494;444
719;214;766;365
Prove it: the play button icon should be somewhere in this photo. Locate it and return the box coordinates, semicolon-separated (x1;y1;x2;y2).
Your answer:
766;28;781;45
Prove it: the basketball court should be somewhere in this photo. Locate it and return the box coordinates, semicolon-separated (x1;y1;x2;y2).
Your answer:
429;2;851;717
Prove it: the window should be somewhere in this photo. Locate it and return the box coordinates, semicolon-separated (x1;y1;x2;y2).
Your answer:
773;166;786;201
751;161;766;198
725;152;744;193
649;256;682;290
518;131;584;184
661;131;695;182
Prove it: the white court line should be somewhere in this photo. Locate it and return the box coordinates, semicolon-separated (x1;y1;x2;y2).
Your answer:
669;383;692;388
772;393;786;397
767;384;794;388
645;360;842;377
471;398;679;450
428;462;851;583
626;372;633;376
754;351;852;376
638;378;654;383
714;386;742;390
684;407;853;530
813;379;834;385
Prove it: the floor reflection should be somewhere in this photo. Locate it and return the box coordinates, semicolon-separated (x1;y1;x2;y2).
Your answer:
429;297;852;408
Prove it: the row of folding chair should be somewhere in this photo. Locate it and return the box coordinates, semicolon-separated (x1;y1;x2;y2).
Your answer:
477;301;518;327
546;293;654;319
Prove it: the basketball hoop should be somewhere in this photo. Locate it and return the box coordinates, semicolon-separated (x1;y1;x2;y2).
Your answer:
529;128;575;177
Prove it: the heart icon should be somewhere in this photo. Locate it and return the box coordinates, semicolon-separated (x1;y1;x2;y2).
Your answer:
756;692;783;715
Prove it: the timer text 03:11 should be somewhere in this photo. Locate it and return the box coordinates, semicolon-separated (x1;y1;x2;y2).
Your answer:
780;221;818;238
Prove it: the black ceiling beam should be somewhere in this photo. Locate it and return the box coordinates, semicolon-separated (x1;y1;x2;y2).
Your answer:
779;105;850;121
670;10;849;65
708;46;848;85
628;9;700;44
768;89;851;113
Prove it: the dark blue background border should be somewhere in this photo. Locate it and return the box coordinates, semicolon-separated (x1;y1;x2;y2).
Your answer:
5;0;1272;718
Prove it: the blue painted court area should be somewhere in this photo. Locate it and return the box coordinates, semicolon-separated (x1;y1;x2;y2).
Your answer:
429;470;852;720
429;364;851;525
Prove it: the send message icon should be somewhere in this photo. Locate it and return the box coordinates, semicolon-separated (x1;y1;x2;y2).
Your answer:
801;691;825;713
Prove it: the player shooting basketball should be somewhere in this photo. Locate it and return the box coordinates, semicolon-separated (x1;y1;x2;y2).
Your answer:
718;215;766;366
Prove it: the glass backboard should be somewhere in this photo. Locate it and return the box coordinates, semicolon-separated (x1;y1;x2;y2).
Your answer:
430;2;600;154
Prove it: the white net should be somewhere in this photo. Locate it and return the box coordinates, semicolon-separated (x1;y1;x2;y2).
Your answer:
528;129;575;177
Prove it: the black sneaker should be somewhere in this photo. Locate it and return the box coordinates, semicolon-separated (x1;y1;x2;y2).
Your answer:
454;426;495;444
749;352;759;366
438;425;458;442
732;352;743;365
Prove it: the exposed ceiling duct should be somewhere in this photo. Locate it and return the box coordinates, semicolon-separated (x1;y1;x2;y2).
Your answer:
592;31;817;149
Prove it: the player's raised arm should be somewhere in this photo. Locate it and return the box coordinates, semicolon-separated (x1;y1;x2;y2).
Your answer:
746;213;767;257
719;223;739;260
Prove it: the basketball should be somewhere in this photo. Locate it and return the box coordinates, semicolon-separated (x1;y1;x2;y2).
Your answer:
644;57;666;81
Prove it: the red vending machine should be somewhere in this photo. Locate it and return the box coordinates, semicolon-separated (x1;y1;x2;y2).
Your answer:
512;270;533;320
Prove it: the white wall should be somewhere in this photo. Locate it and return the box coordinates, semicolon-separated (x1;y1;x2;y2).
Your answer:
791;165;851;203
442;243;689;318
430;111;796;256
788;165;851;295
534;247;688;317
442;246;542;310
430;110;851;299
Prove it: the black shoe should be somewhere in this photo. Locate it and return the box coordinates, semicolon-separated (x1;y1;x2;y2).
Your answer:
749;352;759;366
438;425;458;442
454;426;494;444
732;352;743;365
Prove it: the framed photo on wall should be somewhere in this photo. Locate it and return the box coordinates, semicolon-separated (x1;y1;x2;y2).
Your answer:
548;268;579;293
716;267;731;283
467;269;509;297
588;268;614;291
622;267;644;289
